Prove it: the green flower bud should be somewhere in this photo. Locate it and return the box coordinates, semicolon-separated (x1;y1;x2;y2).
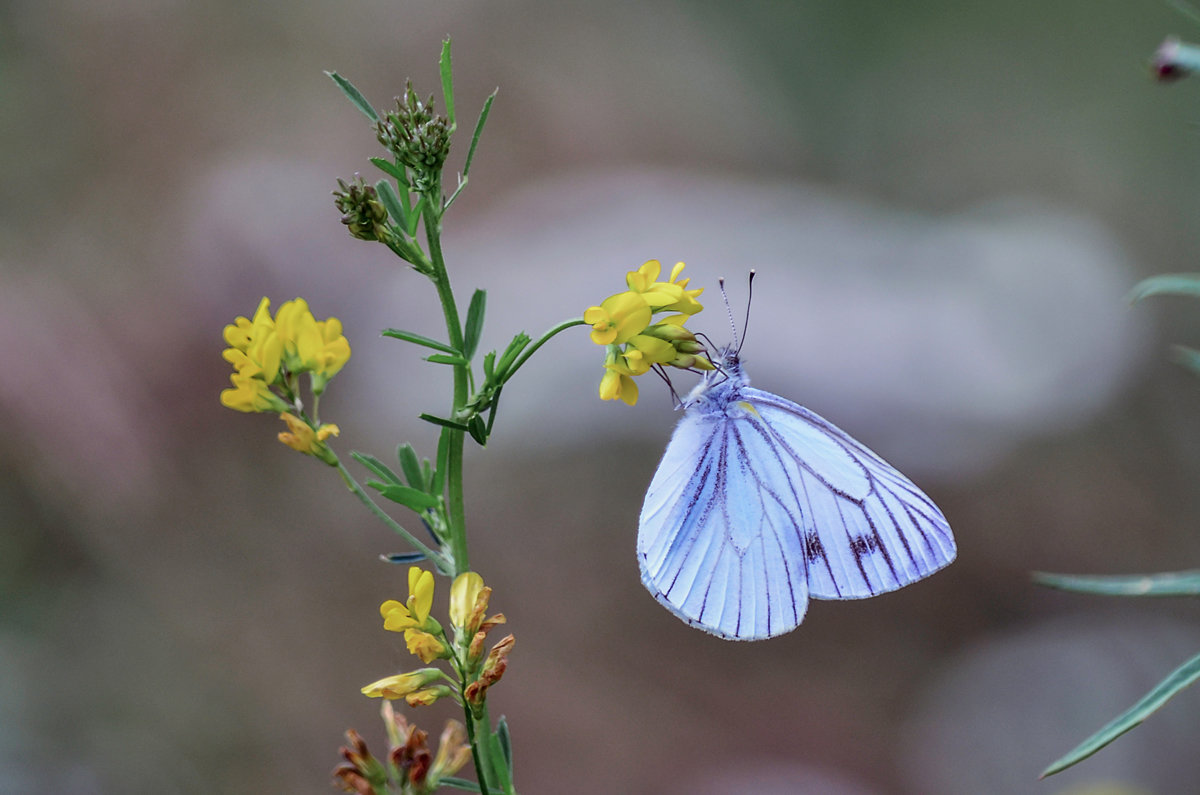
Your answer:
332;175;389;241
374;81;452;185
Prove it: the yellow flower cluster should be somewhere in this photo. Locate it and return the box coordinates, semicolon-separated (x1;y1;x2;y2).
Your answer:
362;567;512;713
584;260;713;405
220;297;349;460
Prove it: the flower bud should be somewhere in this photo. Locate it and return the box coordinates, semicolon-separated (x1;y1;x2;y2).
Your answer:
333;175;390;241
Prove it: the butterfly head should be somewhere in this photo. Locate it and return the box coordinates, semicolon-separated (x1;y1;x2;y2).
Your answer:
682;344;748;408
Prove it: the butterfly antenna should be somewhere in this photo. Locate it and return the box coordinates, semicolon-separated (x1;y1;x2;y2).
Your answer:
652;364;683;407
719;277;740;353
735;269;755;357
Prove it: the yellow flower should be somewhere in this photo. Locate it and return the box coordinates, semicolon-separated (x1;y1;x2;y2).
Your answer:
382;567;436;631
404;685;454;707
585;260;710;407
621;334;677;374
221;371;288;413
583;291;651;346
276;412;339;462
598;367;638;405
404;628;449;663
222;296;274;352
449;571;488;633
660;261;704;315
625;260;685;308
222;297;283;384
360;668;443;700
274;298;352;388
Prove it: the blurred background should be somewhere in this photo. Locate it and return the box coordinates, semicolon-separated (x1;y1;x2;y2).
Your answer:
5;1;1200;793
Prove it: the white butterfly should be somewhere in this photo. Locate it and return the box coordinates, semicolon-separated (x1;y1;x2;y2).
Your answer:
638;346;957;640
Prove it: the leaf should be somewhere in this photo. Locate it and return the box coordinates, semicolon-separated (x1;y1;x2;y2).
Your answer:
495;715;513;777
373;483;441;512
1033;569;1200;597
463;90;496;178
1041;648;1200;777
1128;273;1200;302
369;156;409;185
421;458;433;492
463;289;487;361
495;333;531;379
349;452;402;486
433;428;451;495
381;328;459;354
396;444;425;489
408;195;426;237
482;350;496;380
326;72;379;123
426;353;469;366
419;413;470;432
381;551;427;564
438;778;482;793
439;38;456;129
373;179;410;236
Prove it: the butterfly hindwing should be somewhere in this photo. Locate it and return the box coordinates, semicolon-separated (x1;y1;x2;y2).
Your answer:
639;409;810;640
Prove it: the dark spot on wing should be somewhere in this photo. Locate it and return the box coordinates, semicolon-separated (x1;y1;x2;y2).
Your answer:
849;535;878;561
804;532;824;562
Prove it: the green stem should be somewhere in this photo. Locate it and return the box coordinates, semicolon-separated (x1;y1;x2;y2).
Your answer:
334;458;442;566
462;702;492;795
422;182;470;575
505;318;586;381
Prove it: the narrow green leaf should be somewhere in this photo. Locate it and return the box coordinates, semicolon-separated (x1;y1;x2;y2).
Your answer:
369;157;408;184
381;328;458;354
482;351;496;380
419;413;470;432
381;551;426;564
433;428;451;495
426;353;469;366
495;333;531;378
495;716;513;776
373;179;410;236
463;90;496;178
396;444;424;489
373;483;441;511
463;289;487;362
1033;569;1200;597
485;387;502;437
438;778;482;793
1042;648;1200;777
421;458;433;492
1171;345;1200;376
349;452;402;486
439;38;456;129
408;195;426;237
326;72;379;123
1128;273;1200;303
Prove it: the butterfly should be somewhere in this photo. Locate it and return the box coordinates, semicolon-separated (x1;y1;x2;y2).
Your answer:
637;345;957;640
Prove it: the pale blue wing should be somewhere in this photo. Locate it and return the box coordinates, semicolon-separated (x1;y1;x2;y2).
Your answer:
638;411;810;640
740;387;957;600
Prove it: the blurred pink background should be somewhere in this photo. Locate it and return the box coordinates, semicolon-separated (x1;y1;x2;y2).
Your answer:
5;2;1200;793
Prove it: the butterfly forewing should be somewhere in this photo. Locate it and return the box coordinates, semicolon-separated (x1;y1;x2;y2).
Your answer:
742;389;955;600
